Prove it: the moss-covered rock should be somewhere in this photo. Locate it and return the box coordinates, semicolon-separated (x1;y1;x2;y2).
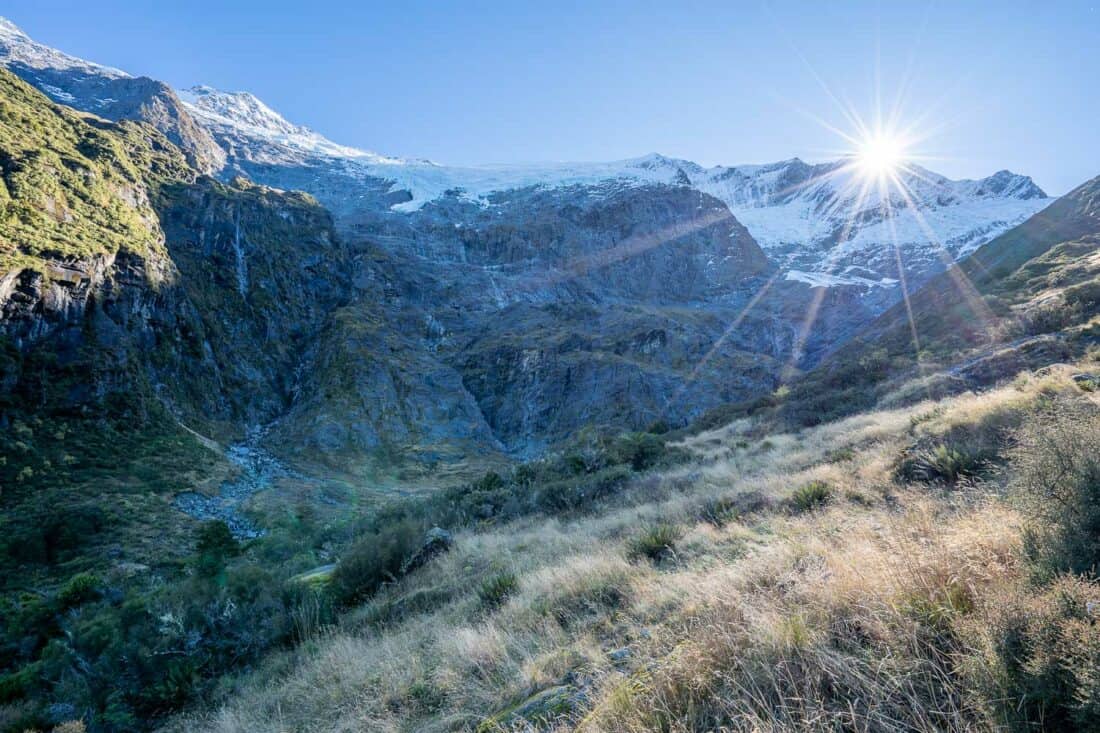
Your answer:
477;684;584;732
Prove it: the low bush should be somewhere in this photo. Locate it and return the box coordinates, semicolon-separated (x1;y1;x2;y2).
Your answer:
477;571;519;611
626;523;681;563
967;575;1100;732
330;520;423;605
536;465;632;512
612;432;667;471
1010;403;1100;581
788;480;831;513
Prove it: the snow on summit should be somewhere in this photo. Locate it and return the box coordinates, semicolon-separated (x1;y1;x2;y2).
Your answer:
0;16;129;80
177;85;404;164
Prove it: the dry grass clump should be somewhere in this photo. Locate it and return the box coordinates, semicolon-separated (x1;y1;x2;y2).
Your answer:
626;523;682;564
896;442;987;485
787;479;832;513
523;555;640;626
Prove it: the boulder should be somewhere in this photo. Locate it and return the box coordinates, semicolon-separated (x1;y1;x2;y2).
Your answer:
400;527;454;575
1072;372;1100;391
477;684;584;732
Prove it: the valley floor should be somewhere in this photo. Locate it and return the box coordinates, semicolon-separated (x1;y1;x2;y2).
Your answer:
164;360;1100;732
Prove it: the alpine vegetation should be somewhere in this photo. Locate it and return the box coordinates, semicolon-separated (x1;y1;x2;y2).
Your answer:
0;7;1097;733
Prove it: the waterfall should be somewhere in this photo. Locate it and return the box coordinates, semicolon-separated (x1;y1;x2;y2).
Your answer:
233;208;248;297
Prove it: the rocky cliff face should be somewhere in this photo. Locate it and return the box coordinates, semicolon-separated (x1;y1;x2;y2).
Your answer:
266;183;779;469
0;70;352;460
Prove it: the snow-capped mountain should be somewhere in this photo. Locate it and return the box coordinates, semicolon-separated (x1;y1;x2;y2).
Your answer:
177;85;405;164
165;81;1049;288
0;16;127;87
0;15;1053;294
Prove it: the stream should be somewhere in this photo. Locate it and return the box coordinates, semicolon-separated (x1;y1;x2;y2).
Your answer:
172;431;289;539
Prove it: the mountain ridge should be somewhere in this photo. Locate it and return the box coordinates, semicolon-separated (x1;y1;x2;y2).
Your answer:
0;15;1051;293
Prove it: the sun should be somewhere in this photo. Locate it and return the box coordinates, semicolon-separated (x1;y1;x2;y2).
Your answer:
855;133;907;179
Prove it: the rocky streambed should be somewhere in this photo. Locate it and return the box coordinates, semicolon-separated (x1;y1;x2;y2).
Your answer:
173;433;289;539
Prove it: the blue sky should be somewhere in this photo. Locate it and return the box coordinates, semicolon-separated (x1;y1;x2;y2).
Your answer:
5;1;1098;193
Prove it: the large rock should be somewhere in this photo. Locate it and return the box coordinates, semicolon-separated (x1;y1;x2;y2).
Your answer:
400;527;454;575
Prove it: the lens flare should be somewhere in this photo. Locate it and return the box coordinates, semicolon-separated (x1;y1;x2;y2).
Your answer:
855;132;907;179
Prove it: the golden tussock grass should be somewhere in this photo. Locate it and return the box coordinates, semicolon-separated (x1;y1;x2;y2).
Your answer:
166;364;1092;733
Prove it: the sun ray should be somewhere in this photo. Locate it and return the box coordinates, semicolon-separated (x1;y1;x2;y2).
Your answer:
512;204;735;293
882;182;926;379
781;171;876;379
885;170;998;331
660;269;783;419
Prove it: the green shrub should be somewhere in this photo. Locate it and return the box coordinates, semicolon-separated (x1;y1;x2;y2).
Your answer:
536;465;632;512
968;575;1100;732
56;572;101;609
627;523;681;563
475;471;505;492
613;432;667;471
1011;405;1100;581
898;443;985;485
331;520;423;605
477;571;519;610
789;480;831;513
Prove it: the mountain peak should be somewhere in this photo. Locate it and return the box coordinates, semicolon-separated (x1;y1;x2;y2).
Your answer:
177;84;401;165
0;15;129;79
179;85;305;138
0;17;28;40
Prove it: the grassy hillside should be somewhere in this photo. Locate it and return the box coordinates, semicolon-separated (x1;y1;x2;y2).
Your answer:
160;356;1100;733
0;69;191;272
